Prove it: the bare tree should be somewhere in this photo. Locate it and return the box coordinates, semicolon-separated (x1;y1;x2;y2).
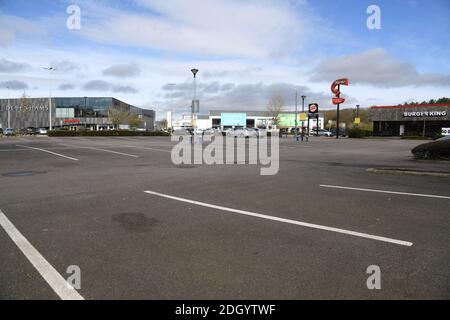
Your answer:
108;105;130;129
267;94;284;127
128;113;143;130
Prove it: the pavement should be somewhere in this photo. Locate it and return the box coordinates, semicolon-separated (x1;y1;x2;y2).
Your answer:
0;135;449;299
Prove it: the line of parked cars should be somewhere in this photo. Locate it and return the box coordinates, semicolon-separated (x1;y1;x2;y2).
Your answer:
171;127;268;138
0;127;49;136
171;127;346;138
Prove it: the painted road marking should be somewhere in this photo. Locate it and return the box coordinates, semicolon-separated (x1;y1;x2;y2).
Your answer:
125;145;171;153
143;190;413;247
16;145;79;161
0;209;84;300
320;184;450;200
84;147;139;158
59;144;138;158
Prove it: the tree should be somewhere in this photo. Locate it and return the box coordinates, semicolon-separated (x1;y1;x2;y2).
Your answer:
128;113;143;130
155;119;167;130
108;105;130;129
267;95;284;127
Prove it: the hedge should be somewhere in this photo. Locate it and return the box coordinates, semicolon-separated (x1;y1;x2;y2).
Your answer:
348;128;372;138
48;130;170;137
411;140;450;160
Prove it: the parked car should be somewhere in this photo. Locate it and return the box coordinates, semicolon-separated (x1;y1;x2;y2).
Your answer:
311;129;332;137
436;135;450;141
0;128;3;135
330;129;347;137
203;128;222;136
25;127;36;135
4;128;15;136
226;127;258;138
246;127;266;138
171;128;192;136
36;127;48;135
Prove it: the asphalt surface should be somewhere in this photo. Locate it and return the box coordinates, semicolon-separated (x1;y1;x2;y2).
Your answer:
0;135;449;299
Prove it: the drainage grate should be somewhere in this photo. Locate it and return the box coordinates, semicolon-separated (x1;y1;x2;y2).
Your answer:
2;171;47;177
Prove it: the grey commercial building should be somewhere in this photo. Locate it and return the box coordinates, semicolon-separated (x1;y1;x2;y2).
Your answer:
369;104;450;137
0;97;155;131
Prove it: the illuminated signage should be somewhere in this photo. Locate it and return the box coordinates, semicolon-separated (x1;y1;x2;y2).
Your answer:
221;113;247;126
403;111;447;117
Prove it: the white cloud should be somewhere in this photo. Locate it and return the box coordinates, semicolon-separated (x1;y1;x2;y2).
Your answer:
103;63;141;78
79;0;315;59
310;48;450;88
0;13;47;47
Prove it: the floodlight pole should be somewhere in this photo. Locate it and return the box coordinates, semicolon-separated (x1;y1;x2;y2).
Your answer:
191;68;199;143
7;86;11;128
294;91;298;141
43;67;55;130
301;95;306;141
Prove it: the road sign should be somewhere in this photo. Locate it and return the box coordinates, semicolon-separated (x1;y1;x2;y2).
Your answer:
354;117;361;124
308;103;319;113
299;113;307;121
332;97;345;105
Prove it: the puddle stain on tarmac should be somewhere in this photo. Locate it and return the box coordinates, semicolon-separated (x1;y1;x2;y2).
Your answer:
111;212;157;233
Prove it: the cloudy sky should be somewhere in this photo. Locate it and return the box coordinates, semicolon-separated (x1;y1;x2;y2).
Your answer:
0;0;449;119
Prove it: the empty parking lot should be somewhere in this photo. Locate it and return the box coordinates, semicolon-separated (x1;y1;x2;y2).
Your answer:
0;135;449;299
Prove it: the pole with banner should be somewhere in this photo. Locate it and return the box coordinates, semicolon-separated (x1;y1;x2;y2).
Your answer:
331;78;349;139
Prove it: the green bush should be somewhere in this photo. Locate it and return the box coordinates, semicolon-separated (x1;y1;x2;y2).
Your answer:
348;128;372;138
411;140;450;160
48;130;170;137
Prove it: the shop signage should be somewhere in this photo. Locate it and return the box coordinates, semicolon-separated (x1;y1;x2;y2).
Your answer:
402;111;447;117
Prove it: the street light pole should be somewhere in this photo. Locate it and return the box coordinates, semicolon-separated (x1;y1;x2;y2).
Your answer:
301;95;306;141
190;68;198;143
43;66;55;131
294;91;298;141
7;86;11;128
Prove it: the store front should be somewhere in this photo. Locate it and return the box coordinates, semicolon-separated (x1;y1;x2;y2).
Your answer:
370;104;450;137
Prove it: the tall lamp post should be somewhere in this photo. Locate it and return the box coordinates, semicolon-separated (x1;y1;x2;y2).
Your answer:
191;68;199;143
7;86;11;128
301;95;306;141
294;91;298;141
43;66;55;131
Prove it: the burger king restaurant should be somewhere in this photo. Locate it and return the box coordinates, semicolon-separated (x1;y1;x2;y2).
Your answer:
369;104;450;137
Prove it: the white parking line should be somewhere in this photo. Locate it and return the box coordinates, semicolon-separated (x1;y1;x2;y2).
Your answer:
125;145;171;153
143;190;413;247
0;209;84;300
16;145;79;161
84;147;139;158
59;144;138;158
320;184;450;200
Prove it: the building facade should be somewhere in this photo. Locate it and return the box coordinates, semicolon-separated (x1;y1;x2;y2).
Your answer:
0;97;155;131
369;104;450;137
170;110;324;131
